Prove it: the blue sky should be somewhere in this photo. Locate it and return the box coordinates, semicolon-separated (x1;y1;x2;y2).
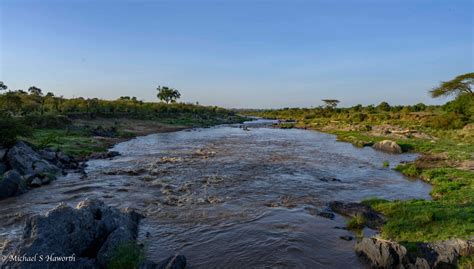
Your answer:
1;0;473;108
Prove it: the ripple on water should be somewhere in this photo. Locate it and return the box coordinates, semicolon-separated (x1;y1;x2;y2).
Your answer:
0;122;431;268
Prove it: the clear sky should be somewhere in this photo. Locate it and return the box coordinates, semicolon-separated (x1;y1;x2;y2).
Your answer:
0;0;473;108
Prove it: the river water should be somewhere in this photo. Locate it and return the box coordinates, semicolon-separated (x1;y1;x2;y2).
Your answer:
0;120;431;268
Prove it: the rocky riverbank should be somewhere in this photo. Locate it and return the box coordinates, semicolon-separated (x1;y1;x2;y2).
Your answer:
326;201;474;268
0;199;186;269
0;141;82;200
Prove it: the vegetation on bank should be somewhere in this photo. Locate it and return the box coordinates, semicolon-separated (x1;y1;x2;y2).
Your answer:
0;84;246;155
244;73;474;244
108;242;144;269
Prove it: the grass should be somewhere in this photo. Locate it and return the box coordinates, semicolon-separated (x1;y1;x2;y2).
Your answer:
362;167;474;243
108;242;145;269
346;214;366;230
459;255;474;269
26;129;108;158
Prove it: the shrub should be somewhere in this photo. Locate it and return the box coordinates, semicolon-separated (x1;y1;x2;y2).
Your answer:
22;114;72;129
347;214;366;230
0;115;32;147
108;242;144;269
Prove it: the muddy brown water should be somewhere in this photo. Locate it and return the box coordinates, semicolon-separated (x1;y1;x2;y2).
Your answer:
0;120;431;268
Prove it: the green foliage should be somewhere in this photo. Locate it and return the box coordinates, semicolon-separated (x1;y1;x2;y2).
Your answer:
0;115;32;147
395;163;421;177
382;161;390;168
458;255;474;269
442;94;474;117
108;242;144;269
27;129;107;158
347;214;366;230
430;72;474;98
425;112;467;129
157;86;181;104
369;167;474;242
376;102;391;112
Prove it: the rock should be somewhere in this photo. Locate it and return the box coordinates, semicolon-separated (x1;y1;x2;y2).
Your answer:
6;141;60;175
0;147;7;160
38;149;57;163
424;238;474;268
339;235;354;241
89;151;120;159
0;170;28;199
328;201;385;229
139;255;187;269
355;237;408;268
90;126;118;137
317;211;335;219
1;199;142;269
372;140;403;154
29;177;42;187
0;162;6;175
355;237;474;269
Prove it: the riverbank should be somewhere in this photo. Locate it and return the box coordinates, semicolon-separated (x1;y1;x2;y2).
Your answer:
267;119;474;267
24;116;247;160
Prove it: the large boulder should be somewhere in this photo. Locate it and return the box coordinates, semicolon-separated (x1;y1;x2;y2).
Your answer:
6;141;60;175
0;170;28;199
372;140;403;154
328;201;385;229
1;199;142;269
355;237;409;268
355;237;474;269
0;162;6;175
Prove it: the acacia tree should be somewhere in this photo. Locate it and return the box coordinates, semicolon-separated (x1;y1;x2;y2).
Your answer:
430;72;473;98
0;81;7;92
28;86;43;96
157;86;181;104
321;99;340;109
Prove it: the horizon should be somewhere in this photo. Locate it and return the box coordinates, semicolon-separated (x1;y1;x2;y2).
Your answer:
1;0;473;109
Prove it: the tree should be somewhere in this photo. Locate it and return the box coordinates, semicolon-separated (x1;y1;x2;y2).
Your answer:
0;81;7;91
157;86;181;104
321;99;340;109
376;101;391;112
28;86;43;96
430;72;474;98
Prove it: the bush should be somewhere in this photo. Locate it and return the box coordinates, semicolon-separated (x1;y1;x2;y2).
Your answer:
425;113;467;129
22;114;72;129
108;242;144;269
0;116;32;147
347;214;366;230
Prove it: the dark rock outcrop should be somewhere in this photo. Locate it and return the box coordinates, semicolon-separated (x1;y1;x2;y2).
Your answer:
1;199;142;269
89;151;120;160
355;237;474;269
0;170;28;199
372;140;403;154
1;142;80;200
6;141;60;175
328;201;385;229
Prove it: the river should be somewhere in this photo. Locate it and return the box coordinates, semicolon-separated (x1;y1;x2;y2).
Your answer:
0;120;431;268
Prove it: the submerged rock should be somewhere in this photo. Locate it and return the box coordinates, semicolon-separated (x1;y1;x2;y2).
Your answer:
1;199;142;269
317;211;335;220
328;201;385;229
355;237;474;269
372;140;403;154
